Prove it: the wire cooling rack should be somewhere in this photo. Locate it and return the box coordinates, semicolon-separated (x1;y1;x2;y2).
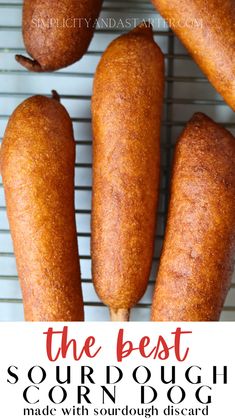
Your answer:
0;0;234;321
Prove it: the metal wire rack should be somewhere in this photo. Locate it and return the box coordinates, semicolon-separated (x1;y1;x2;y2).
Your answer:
0;0;234;321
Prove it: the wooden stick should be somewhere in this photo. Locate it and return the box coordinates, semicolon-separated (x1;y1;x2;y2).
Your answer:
110;308;130;322
15;55;43;72
51;90;60;102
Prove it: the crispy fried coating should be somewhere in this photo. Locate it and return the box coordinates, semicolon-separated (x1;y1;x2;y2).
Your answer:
91;23;165;321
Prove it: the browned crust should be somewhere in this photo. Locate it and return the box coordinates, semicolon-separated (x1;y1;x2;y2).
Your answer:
16;0;103;72
51;90;60;102
110;308;130;322
15;55;44;72
151;113;235;321
91;24;165;316
152;0;235;110
1;95;84;321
